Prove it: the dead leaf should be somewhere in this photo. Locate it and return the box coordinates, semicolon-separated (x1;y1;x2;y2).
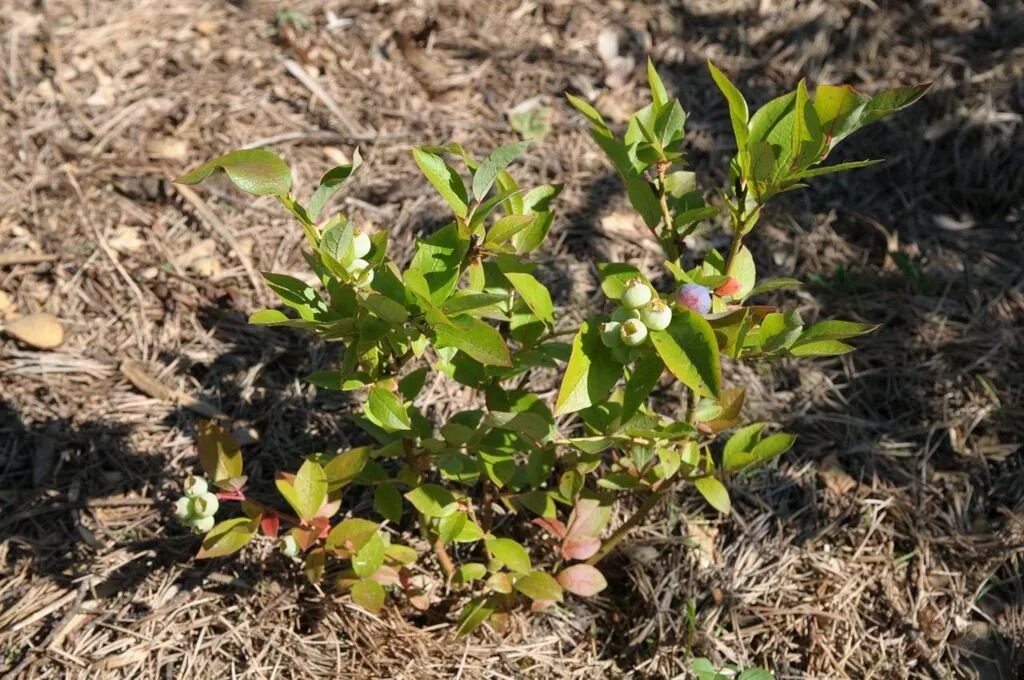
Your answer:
684;520;719;568
4;312;64;349
0;291;15;318
818;454;857;496
108;226;144;254
145;138;189;161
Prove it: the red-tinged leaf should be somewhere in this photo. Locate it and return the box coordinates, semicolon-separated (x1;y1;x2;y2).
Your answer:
291;525;320;551
370;565;402;587
561;536;601;561
532;517;568;539
566;497;612;539
260;512;280;539
196;517;258;559
531;599;558;612
197;421;243;485
557;564;609;596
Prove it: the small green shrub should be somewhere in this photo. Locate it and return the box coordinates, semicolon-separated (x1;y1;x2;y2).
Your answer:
172;60;926;633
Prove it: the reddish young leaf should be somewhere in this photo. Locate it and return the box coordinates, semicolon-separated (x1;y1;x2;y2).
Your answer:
532;516;568;539
566;498;612;539
561;536;601;561
260;512;280;539
557;564;609;597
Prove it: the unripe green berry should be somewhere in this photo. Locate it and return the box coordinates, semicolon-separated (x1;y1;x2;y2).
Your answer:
192;515;215;533
190;491;219;519
620;318;648;346
353;231;372;259
640;299;672;331
174;496;194;521
183;475;208;498
611;306;640;323
621;279;653;310
280;534;300;557
349;258;374;288
600;321;622;348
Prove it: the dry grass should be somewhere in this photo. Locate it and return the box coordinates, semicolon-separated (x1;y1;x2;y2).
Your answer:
1;0;1022;677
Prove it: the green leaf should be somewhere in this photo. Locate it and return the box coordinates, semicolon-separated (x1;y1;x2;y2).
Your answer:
787;339;855;357
407;223;468;306
398;367;429;400
694;476;731;514
197;421;243;485
326;518;380;552
275;459;327;521
554;321;623;415
749;91;797;144
797;320;877;342
307;149;362;220
362;292;409;324
647;58;669;109
621;354;664;423
485;214;536;246
456;595;497;636
707;61;749;171
750;433;795;463
374;484;403;523
412;148;469;218
485;537;532;574
861;83;932;126
791;79;825;169
484;411;552;444
320;219;356;268
566;93;611;137
352;531;386;577
649;311;721;398
195;516;259;559
454;562;488;584
324;447;370;491
597;262;645;300
744;278;802;299
472;140;531;201
435;315;512;367
730;245;756;298
789;159;883;180
366;386;412;432
503;272;554;324
723;422;766;471
405;484;457;518
350;577;386;613
515;571;564;602
813;83;866;143
249;309;290;325
175;148;292;196
738;669;776;680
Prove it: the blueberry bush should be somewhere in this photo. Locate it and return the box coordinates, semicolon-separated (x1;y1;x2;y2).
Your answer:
172;60;927;633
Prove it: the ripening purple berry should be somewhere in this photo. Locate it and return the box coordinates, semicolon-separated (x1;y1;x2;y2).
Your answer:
675;283;712;314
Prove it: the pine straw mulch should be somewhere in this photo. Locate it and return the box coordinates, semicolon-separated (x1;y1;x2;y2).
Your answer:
1;0;1023;677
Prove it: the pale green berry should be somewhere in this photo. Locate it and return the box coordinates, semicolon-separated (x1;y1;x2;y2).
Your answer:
174;496;194;521
280;534;300;557
620;318;648;346
353;231;372;258
190;491;219;519
640;298;672;331
611;306;640;323
349;258;374;288
621;280;652;310
192;515;215;533
600;321;622;348
183;475;208;498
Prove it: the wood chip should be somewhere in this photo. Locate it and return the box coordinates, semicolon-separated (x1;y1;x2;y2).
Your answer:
4;312;64;349
818;454;857;496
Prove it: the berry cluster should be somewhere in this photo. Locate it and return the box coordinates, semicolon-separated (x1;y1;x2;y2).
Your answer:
600;279;712;361
173;475;220;533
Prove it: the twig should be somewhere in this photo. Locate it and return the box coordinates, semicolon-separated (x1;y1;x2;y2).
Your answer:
0;252;60;267
281;58;373;139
